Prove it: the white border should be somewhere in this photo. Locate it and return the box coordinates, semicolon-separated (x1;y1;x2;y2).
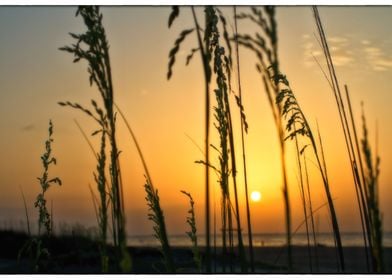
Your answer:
2;0;392;6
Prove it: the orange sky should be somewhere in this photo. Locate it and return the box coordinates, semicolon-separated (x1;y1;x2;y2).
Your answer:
0;6;391;237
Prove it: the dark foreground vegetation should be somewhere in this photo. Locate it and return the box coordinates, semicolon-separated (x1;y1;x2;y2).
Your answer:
1;230;391;273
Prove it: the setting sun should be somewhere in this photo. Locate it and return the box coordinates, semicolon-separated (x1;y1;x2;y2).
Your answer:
250;191;262;202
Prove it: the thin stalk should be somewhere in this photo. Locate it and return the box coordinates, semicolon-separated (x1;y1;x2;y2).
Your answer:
234;5;253;272
274;199;332;266
213;187;217;273
345;85;372;270
19;186;31;236
50;200;54;236
361;105;384;272
312;7;347;271
221;196;227;273
225;75;247;273
88;183;100;227
262;74;292;271
191;7;211;272
116;104;174;272
317;123;340;270
303;154;319;272
227;201;234;272
293;126;312;272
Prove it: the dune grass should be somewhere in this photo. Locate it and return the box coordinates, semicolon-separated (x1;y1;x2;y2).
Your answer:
235;6;293;270
59;6;130;272
167;6;213;271
181;190;202;272
233;7;255;272
168;6;249;272
361;104;384;272
35;120;62;236
18;120;62;272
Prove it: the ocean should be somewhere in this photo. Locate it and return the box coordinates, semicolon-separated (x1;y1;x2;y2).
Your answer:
127;232;392;247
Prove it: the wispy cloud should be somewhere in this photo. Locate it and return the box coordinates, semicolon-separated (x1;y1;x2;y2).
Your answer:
363;45;392;72
302;34;354;68
302;33;392;72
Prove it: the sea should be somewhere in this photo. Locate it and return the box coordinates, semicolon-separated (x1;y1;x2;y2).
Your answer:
127;232;392;247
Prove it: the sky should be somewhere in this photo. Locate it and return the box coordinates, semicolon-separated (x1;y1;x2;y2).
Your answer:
0;6;391;239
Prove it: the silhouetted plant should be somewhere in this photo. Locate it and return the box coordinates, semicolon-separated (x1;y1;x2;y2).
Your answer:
361;104;384;272
181;190;201;272
233;6;255;272
167;6;214;272
59;6;130;272
18;120;61;273
168;6;247;272
144;179;175;273
115;104;175;273
35;120;62;236
235;6;293;270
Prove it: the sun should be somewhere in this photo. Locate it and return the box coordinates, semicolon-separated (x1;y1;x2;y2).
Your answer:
250;191;262;202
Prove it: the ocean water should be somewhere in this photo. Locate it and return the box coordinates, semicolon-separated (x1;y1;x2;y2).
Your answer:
127;232;392;247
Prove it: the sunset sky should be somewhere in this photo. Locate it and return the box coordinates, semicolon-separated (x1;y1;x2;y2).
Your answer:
0;6;391;238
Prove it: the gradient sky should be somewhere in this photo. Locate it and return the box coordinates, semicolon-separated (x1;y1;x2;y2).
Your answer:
0;6;391;238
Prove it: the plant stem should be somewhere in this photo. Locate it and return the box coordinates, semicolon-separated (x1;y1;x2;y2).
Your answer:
191;7;211;273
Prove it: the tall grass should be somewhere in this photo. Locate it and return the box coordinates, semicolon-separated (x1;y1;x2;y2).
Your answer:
274;70;344;272
74;119;109;272
168;7;250;272
35;120;62;236
19;186;31;237
236;7;292;270
18;120;61;272
361;104;384;272
181;190;202;272
303;150;319;271
167;6;213;271
59;6;130;272
233;7;255;272
115;104;175;273
312;6;382;271
144;180;175;272
344;85;372;270
293;123;312;272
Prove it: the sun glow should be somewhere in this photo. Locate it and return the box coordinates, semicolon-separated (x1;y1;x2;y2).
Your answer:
250;191;262;202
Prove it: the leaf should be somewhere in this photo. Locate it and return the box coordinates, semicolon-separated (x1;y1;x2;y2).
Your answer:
168;6;179;28
186;47;200;66
167;28;195;80
300;144;309;155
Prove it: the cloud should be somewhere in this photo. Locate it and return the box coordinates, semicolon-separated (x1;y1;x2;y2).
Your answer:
333;55;354;66
328;36;349;45
302;33;354;68
363;46;392;72
302;33;392;72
